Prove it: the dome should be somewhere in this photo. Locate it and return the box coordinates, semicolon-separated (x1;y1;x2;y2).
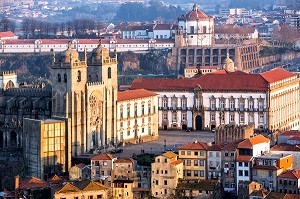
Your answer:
224;54;234;65
185;4;208;20
60;42;79;63
224;54;235;72
92;39;109;61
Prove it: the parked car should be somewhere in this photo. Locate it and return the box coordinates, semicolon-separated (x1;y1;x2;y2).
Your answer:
110;148;123;154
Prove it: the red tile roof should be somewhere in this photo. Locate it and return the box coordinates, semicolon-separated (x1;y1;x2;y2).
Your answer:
114;157;135;164
207;143;225;151
162;152;178;159
280;131;300;136
154;24;171;30
178;141;209;150
0;31;16;38
20;177;49;189
271;144;300;152
252;165;280;170
260;68;296;83
210;69;228;74
236;155;253;162
117;89;157;101
76;163;86;169
278;170;300;179
186;10;208;20
288;136;300;141
91;153;115;161
171;159;182;166
131;71;269;91
238;135;269;149
48;174;65;184
222;140;241;151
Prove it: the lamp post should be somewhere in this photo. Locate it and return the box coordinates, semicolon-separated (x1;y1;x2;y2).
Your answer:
164;139;167;151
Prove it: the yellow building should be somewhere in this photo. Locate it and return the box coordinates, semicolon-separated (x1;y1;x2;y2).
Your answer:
151;152;183;198
112;180;134;199
178;141;209;180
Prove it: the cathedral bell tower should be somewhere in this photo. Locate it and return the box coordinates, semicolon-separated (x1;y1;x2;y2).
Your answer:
51;42;88;156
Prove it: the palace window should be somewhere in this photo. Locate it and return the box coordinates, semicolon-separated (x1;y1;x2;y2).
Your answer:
163;98;168;108
249;114;254;123
211;114;215;121
230;100;235;109
230;115;235;122
249;100;254;110
182;98;187;110
172;113;177;122
163;113;167;120
259;115;264;123
172;99;177;110
259;101;264;111
240;114;244;123
239;101;244;111
211;99;216;109
182;113;187;121
196;98;201;109
220;100;225;109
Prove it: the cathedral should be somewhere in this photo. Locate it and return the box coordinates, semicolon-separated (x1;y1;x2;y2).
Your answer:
0;41;159;179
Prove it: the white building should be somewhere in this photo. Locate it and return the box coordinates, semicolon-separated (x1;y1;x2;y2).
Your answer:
236;135;270;193
117;89;158;143
177;4;214;46
207;143;223;180
131;68;300;132
0;38;174;53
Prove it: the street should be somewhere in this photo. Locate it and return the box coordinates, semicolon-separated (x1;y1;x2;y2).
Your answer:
118;130;215;158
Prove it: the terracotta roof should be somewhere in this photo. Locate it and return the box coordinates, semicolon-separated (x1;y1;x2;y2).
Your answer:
271;144;300;152
48;175;65;184
280;130;300;136
131;72;269;92
20;177;49;189
260;68;296;83
207;143;225;151
74;179;106;191
236;155;253;162
154;24;171;30
171;159;182;166
178;141;209;150
265;192;286;199
162;151;178;159
222;140;241;151
186;8;208;20
0;31;16;38
76;163;86;169
238;135;269;149
185;66;220;70
56;182;80;193
114;157;135;164
288;136;300;141
278;170;300;179
91;153;115;161
210;69;228;74
118;89;157;101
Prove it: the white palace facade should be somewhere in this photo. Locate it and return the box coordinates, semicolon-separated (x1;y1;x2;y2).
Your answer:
131;68;300;132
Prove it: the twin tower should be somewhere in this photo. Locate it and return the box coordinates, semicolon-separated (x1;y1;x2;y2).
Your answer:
51;41;118;156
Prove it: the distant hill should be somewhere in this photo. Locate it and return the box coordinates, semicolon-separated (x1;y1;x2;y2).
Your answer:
229;0;274;8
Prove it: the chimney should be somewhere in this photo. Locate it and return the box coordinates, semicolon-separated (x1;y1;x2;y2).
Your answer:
15;175;19;190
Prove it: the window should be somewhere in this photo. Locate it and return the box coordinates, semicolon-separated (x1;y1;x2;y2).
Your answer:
244;170;249;176
127;107;130;118
163;99;168;108
190;26;195;33
163;113;167;120
58;74;61;82
211;100;216;109
182;99;187;110
239;162;242;166
97;195;102;199
187;151;191;155
211;114;215;121
200;160;204;166
259;101;264;111
230;100;235;109
259;115;264;123
200;170;204;177
181;151;185;155
127;130;130;136
194;151;198;156
220;100;225;109
200;151;204;156
182;113;187;121
108;67;111;79
187;170;191;176
231;152;234;157
240;114;244;123
64;74;67;82
249;114;254;123
194;170;199;176
249;100;254;110
187;160;191;166
172;99;177;110
194;160;198;166
120;108;123;119
225;152;228;157
156;180;158;185
196;98;201;108
230;115;235;122
244;162;248;167
172;113;177;122
77;70;81;82
134;105;137;117
239;101;244;111
142;104;145;115
88;196;93;199
216;152;220;157
164;189;167;195
239;170;243;176
164;180;167;185
209;152;213;157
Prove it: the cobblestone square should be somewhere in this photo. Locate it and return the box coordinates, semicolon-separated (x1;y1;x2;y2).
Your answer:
118;130;215;158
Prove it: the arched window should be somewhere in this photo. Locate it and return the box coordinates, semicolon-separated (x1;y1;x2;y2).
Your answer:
108;67;111;79
77;70;81;82
64;74;67;82
58;74;61;82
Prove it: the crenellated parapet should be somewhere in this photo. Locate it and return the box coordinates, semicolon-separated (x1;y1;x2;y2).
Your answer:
3;87;52;97
87;81;104;87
